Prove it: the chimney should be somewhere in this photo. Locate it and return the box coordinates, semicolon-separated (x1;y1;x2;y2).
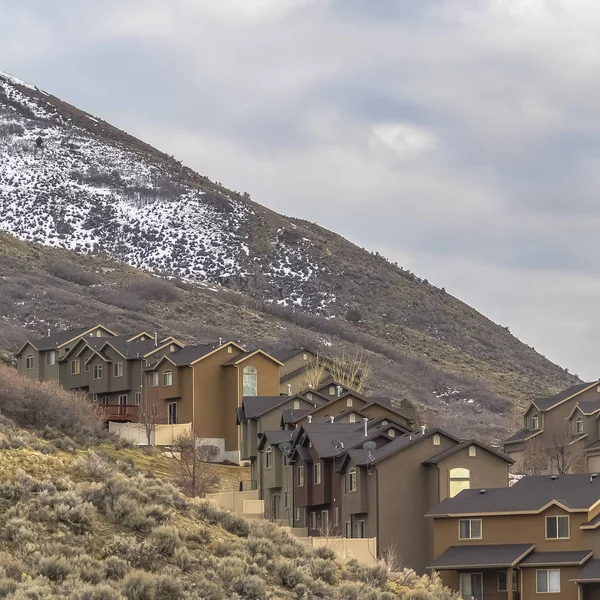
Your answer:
154;332;158;347
363;417;368;438
420;425;426;435
329;416;334;424
337;385;343;397
287;384;292;396
218;337;223;346
308;415;312;423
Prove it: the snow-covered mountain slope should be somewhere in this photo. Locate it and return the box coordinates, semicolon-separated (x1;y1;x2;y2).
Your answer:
0;70;580;429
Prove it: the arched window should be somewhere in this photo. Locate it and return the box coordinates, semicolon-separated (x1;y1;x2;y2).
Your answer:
243;366;258;396
433;434;441;447
347;398;353;407
293;400;300;409
469;446;477;457
576;416;584;434
348;468;357;492
303;353;308;360
532;413;539;430
307;393;313;401
162;370;173;386
449;468;470;498
388;429;396;438
349;413;357;423
265;447;272;469
329;386;336;396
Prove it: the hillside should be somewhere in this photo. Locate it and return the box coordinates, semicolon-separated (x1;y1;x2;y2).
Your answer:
0;70;580;439
0;367;458;600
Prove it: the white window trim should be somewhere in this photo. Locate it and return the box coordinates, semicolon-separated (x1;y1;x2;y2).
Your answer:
114;362;124;378
93;365;103;380
71;359;81;375
265;447;273;469
134;392;141;405
167;401;177;424
314;462;322;485
576;416;584;434
536;569;561;594
334;507;340;527
348;467;357;492
149;372;159;387
458;518;482;540
162;369;173;387
297;465;304;487
25;354;34;370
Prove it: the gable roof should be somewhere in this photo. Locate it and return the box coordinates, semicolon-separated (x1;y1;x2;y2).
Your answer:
530;382;597;412
281;409;313;426
567;399;600;419
503;428;543;445
257;429;300;451
221;349;284;367
17;324;117;354
427;473;600;517
163;341;245;366
423;440;514;466
267;347;316;363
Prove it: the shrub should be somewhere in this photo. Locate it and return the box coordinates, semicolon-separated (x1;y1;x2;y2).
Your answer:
70;584;122;600
74;452;115;482
110;496;154;532
104;556;128;580
274;560;305;589
155;577;184;600
127;278;182;303
46;260;100;286
310;557;337;584
314;546;336;560
39;555;72;582
230;575;266;600
148;526;181;556
0;578;18;597
122;571;157;600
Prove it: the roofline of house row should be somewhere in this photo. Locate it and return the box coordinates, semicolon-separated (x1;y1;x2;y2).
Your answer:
528;382;599;415
426;500;591;519
423;439;514;466
188;341;246;365
222;348;285;367
503;429;543;446
426;546;536;571
15;324;118;356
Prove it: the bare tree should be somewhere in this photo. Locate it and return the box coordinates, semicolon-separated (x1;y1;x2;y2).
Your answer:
380;542;403;573
300;356;328;390
549;421;586;475
140;394;160;447
173;433;220;497
517;436;549;476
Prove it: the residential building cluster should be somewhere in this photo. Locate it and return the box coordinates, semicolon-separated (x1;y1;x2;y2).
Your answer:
16;325;600;599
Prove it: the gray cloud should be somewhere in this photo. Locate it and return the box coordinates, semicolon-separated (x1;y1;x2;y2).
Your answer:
3;0;600;378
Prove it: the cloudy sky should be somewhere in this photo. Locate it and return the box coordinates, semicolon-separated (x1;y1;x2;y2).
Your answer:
3;0;600;378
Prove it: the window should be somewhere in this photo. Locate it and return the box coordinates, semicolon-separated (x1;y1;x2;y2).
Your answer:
265;447;272;469
45;351;56;366
546;515;569;539
459;519;482;540
25;354;34;370
227;345;232;354
314;462;322;485
576;416;584;434
450;468;470;498
297;466;304;487
334;507;339;527
498;570;517;593
433;434;441;446
307;393;312;401
468;446;477;457
149;372;159;387
101;397;109;406
293;400;300;409
93;365;103;380
321;510;329;533
348;468;357;492
95;330;102;337
134;392;141;405
113;362;123;377
524;415;529;428
169;344;175;353
118;394;127;405
71;359;81;375
532;413;539;430
388;429;396;438
347;398;353;407
310;512;317;530
284;491;290;508
295;507;302;522
357;520;366;538
85;363;90;372
345;521;352;538
349;413;357;423
92;394;98;403
168;402;177;424
243;366;258;396
329;386;335;396
460;574;483;599
303;353;308;360
162;370;173;386
536;569;560;593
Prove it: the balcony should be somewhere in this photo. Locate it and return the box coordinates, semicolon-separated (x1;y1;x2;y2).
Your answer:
99;404;140;422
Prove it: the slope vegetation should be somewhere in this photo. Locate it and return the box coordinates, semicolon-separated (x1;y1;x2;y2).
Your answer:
0;71;580;439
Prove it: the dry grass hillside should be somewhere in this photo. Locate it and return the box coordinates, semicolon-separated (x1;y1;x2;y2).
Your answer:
0;230;578;440
0;365;460;600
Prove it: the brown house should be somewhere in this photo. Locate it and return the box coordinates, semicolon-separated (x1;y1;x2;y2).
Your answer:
428;473;600;600
503;382;600;471
268;348;318;395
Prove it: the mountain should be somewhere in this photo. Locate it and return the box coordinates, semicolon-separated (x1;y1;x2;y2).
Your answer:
0;71;580;440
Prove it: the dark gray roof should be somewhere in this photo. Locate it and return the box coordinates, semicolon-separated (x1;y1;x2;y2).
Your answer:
31;326;94;351
533;382;595;411
577;399;600;415
301;422;369;458
582;513;600;528
572;559;600;582
428;544;534;570
258;429;300;450
520;550;593;567
585;439;600;451
503;428;542;445
423;440;513;466
242;397;288;420
168;342;230;366
428;473;600;516
268;347;314;363
281;409;312;424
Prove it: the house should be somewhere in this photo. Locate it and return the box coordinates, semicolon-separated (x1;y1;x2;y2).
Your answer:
268;347;318;395
503;382;600;471
427;473;600;600
15;324;117;382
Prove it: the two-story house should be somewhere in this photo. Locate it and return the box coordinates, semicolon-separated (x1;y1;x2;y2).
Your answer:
15;324;117;383
427;473;600;600
503;382;600;471
267;347;318;395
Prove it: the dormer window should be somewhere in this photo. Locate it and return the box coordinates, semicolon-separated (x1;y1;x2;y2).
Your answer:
532;413;539;430
576;416;584;434
388;429;395;438
329;386;336;396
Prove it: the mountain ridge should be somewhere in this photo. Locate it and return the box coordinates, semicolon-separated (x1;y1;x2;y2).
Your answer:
0;70;580;439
